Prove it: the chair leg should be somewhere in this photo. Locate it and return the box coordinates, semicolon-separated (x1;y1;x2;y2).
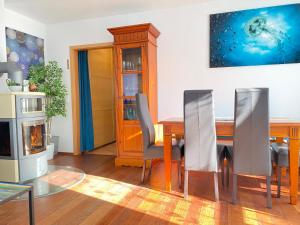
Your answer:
277;167;281;198
266;176;272;209
177;161;181;189
226;161;230;188
148;160;152;179
214;172;219;202
184;170;189;199
220;159;225;188
141;160;146;183
232;174;237;204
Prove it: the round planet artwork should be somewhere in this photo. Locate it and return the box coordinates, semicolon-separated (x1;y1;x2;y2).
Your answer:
6;27;44;79
210;4;300;68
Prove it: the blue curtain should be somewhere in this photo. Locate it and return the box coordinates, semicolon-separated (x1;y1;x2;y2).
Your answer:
78;51;94;152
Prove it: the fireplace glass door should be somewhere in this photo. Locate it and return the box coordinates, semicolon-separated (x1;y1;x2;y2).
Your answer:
22;120;46;156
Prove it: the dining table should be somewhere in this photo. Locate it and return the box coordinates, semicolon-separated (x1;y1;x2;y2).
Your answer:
159;117;300;205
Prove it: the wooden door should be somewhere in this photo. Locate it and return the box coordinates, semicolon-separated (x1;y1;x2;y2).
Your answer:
88;48;115;148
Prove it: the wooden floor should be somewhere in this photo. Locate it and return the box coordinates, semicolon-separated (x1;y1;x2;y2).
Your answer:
87;143;116;156
0;153;299;225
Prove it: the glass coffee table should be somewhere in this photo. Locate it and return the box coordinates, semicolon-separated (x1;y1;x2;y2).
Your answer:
0;182;34;225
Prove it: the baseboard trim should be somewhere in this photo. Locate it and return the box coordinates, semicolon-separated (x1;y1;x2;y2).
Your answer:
58;152;77;156
115;157;151;168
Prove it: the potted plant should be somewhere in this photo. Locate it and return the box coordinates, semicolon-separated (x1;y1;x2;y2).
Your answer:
29;61;67;159
6;79;22;92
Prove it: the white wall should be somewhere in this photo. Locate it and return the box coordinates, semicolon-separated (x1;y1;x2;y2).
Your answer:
4;9;47;40
0;0;6;87
47;0;300;153
0;0;5;60
0;8;47;91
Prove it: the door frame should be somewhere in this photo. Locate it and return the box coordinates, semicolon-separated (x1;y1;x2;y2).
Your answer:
69;42;114;155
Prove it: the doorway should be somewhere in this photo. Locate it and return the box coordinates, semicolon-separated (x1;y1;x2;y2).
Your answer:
69;43;116;155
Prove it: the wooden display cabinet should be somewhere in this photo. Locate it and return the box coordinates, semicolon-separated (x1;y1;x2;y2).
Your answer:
108;23;160;167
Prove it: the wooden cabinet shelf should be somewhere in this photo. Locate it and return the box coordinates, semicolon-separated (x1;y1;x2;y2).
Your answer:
122;70;142;75
122;96;136;99
123;120;139;124
108;23;160;167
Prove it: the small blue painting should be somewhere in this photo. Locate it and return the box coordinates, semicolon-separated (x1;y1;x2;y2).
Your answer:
210;4;300;68
5;27;44;79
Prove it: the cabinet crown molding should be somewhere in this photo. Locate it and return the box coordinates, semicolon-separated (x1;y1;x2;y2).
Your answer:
108;23;160;37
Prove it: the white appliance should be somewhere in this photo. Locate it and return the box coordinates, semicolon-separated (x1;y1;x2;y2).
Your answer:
0;92;48;182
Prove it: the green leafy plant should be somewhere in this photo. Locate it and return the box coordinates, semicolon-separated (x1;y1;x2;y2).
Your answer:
29;61;67;142
27;64;46;89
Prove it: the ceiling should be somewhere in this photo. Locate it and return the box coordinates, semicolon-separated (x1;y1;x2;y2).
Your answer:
4;0;205;24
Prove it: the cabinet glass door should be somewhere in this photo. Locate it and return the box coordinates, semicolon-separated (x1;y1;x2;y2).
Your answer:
123;73;142;97
122;48;142;71
123;99;138;120
121;47;142;121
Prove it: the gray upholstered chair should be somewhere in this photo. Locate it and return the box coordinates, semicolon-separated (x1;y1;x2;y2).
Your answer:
183;90;223;201
232;88;272;208
136;94;182;184
271;141;300;197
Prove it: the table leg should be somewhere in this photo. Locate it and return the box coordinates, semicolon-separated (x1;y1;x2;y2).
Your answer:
289;127;300;205
164;134;172;192
29;187;35;225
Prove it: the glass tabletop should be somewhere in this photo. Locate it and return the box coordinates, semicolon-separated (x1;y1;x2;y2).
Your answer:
0;182;31;203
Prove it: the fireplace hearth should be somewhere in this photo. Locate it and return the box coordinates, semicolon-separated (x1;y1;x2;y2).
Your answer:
0;92;48;182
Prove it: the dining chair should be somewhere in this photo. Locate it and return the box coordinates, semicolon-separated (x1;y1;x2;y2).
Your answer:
184;90;226;201
136;94;183;185
271;141;300;198
232;88;272;208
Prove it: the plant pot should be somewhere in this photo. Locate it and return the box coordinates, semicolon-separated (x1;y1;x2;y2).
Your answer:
51;136;59;155
46;143;55;160
29;83;37;92
8;86;22;92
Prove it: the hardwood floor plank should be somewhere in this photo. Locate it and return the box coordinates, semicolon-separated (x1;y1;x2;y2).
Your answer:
0;149;299;225
39;193;88;225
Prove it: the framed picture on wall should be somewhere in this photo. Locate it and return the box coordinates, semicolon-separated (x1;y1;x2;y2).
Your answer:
210;4;300;68
5;27;44;79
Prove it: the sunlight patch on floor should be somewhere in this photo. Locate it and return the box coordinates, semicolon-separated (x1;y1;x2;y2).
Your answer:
170;199;191;224
72;175;215;224
241;206;278;225
242;207;259;225
197;202;217;225
72;175;134;204
69;173;295;225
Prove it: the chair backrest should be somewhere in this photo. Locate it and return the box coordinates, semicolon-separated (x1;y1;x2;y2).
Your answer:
233;88;271;176
136;94;155;152
184;90;218;172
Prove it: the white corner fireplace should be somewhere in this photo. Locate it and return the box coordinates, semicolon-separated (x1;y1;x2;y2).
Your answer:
0;92;48;182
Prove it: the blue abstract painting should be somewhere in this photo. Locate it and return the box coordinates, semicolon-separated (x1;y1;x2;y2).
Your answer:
5;27;44;79
210;4;300;68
